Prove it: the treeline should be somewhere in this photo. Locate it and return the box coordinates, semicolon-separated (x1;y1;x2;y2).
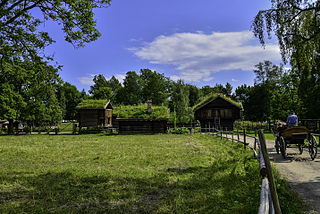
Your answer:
67;68;235;124
2;59;318;134
235;60;320;122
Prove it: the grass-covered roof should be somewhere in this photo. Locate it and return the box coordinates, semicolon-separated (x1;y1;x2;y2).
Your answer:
113;104;169;119
76;100;110;109
193;93;242;111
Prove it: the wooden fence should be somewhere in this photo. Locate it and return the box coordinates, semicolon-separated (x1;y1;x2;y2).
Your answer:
209;128;282;214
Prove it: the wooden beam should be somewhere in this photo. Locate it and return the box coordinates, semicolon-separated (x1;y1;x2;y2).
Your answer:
258;130;282;214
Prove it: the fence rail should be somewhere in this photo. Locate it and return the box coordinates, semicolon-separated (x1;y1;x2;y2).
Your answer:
210;128;281;214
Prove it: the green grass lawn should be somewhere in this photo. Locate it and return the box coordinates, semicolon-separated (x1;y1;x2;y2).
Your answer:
0;134;302;213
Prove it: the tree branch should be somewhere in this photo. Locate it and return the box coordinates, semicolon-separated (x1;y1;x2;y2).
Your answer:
0;0;10;8
3;0;45;26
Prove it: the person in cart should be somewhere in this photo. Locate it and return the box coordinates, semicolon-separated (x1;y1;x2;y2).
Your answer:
286;110;298;126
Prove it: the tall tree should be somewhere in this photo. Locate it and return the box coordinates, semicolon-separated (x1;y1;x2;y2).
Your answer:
0;0;112;132
0;59;62;133
252;0;320;118
1;0;112;60
170;80;193;123
121;71;143;105
186;84;201;107
253;61;283;120
108;76;122;95
89;74;112;100
140;69;169;105
57;82;82;120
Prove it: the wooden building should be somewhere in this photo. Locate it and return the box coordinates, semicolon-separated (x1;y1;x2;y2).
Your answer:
116;118;168;134
113;103;169;134
193;94;242;131
76;100;113;131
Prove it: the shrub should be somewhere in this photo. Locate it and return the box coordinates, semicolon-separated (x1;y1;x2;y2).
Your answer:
168;127;190;134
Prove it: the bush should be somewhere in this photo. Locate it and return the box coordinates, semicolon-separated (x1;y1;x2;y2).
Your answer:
168;127;190;134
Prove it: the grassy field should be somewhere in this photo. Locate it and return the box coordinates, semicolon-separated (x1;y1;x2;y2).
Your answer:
0;134;302;213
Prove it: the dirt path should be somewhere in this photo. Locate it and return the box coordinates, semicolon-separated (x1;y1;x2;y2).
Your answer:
265;140;320;213
224;134;320;213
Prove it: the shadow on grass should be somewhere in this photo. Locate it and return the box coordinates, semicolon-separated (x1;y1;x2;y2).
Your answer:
0;158;262;213
0;158;302;213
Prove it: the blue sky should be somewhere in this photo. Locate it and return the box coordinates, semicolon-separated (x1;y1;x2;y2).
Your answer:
43;0;281;92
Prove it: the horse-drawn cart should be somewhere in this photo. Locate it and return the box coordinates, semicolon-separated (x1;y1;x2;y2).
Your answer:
274;125;318;160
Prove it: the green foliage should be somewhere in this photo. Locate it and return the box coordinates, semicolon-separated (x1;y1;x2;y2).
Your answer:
76;99;109;109
0;60;63;129
89;74;112;100
193;93;242;111
113;104;169;119
140;69;170;105
168;127;191;134
121;71;143;105
57;82;82;120
234;121;270;131
252;1;320;119
0;0;111;128
187;84;201;107
200;83;233;98
170;80;194;123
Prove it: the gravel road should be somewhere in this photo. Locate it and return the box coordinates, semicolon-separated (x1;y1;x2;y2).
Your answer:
265;140;320;214
222;133;320;213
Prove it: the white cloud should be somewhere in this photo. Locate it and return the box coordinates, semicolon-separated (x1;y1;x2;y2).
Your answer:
130;31;281;82
232;78;239;83
78;74;126;86
114;74;125;84
78;76;94;86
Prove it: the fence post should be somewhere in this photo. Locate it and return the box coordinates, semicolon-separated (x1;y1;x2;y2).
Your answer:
225;127;228;139
232;129;234;142
243;129;246;149
254;129;257;151
258;130;282;214
237;129;240;142
220;128;222;139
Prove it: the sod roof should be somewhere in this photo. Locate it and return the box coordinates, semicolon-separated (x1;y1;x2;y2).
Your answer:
193;93;242;111
113;104;169;119
76;100;111;109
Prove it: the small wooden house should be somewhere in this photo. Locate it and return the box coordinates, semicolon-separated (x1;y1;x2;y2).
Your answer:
113;103;169;134
193;94;242;131
76;100;113;130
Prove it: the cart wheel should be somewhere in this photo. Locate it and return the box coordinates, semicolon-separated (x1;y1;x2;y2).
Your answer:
298;145;303;154
279;136;287;159
275;138;280;154
308;135;318;160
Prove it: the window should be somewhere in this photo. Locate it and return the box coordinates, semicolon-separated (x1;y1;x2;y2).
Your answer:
220;109;232;119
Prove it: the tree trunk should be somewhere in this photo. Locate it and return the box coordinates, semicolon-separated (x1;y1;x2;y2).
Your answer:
8;119;14;135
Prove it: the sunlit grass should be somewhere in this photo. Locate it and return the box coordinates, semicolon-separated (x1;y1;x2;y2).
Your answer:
0;134;302;213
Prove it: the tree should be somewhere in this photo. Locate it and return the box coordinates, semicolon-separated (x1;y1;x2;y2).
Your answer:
108;76;122;95
252;1;320;118
0;59;63;133
0;0;112;132
252;0;320;65
1;0;112;61
186;84;201;107
89;74;112;100
140;69;169;105
170;80;193;123
201;85;214;96
253;61;283;120
121;71;143;105
57;82;82;120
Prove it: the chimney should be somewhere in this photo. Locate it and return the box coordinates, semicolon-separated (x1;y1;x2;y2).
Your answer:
147;100;152;114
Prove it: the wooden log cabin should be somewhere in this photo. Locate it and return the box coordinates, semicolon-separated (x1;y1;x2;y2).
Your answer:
113;102;169;134
193;94;242;131
76;100;113;131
